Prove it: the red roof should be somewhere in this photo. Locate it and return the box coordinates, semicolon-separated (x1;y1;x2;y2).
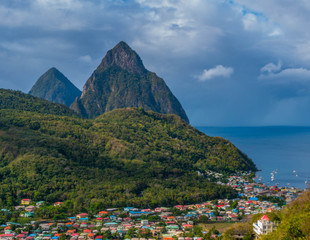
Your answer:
261;215;270;220
98;211;108;215
77;213;88;216
183;224;193;228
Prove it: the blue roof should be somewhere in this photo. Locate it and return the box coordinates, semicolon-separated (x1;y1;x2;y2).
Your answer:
124;207;134;211
250;197;258;201
105;222;118;225
129;211;144;214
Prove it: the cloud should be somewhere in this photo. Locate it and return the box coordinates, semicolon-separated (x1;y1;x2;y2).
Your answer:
259;65;310;83
1;0;310;125
266;67;310;79
197;65;234;81
78;55;92;63
261;61;282;73
0;0;91;30
242;13;258;31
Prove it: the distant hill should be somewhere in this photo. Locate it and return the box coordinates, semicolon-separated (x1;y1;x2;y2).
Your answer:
70;41;189;122
29;67;81;107
0;89;78;117
0;91;256;210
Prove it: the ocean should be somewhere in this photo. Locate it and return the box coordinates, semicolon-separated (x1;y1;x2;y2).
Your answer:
197;126;310;189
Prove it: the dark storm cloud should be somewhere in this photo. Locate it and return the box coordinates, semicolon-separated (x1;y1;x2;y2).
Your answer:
1;0;310;126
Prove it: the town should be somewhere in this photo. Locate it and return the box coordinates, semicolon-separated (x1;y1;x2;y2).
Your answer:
0;172;303;240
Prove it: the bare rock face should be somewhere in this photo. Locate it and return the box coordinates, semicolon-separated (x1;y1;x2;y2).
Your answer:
70;41;189;122
29;67;81;107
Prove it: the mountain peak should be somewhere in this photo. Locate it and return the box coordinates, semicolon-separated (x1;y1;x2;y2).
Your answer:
114;41;131;50
29;68;81;107
97;41;146;74
70;41;189;122
48;67;59;73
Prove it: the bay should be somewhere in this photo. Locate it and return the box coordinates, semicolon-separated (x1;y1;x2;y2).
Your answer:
197;126;310;189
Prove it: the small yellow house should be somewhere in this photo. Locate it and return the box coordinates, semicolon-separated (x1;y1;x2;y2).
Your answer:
21;199;31;205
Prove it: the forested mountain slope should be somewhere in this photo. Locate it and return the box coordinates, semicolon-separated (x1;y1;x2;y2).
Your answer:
0;92;256;210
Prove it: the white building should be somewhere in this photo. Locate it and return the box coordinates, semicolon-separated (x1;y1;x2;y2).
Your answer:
253;215;277;238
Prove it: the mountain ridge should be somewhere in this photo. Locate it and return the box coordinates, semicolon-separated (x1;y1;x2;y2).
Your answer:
70;41;189;122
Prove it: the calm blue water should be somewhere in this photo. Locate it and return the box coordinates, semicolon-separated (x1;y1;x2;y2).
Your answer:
197;126;310;189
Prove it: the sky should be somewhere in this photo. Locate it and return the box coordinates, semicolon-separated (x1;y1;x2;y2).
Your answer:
1;0;310;126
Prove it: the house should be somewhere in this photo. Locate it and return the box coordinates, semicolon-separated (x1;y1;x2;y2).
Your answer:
25;206;36;212
39;224;50;231
98;211;108;216
129;211;146;217
36;201;44;207
25;212;35;218
21;199;31;205
53;202;63;207
76;213;88;219
253;215;277;238
141;220;149;226
124;207;134;212
0;234;14;240
15;206;25;211
228;214;238;221
87;234;94;240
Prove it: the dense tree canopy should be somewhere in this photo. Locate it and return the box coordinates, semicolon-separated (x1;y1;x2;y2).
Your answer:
0;89;256;211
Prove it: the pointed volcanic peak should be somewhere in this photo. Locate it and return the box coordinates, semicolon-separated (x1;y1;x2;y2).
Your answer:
29;67;82;107
70;41;189;122
96;41;146;74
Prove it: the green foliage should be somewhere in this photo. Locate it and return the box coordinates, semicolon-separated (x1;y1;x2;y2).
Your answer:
259;191;310;240
0;89;79;117
0;92;256;211
222;222;254;240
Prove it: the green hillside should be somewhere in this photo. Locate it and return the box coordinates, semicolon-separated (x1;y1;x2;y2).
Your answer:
258;191;310;239
0;89;78;117
0;89;256;211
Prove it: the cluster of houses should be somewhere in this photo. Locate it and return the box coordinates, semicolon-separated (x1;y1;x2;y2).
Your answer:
0;173;304;240
206;171;302;204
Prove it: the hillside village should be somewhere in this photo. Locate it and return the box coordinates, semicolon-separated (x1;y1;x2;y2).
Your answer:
0;172;303;240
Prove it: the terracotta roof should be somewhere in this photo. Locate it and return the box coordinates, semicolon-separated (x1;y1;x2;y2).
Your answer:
261;215;270;220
